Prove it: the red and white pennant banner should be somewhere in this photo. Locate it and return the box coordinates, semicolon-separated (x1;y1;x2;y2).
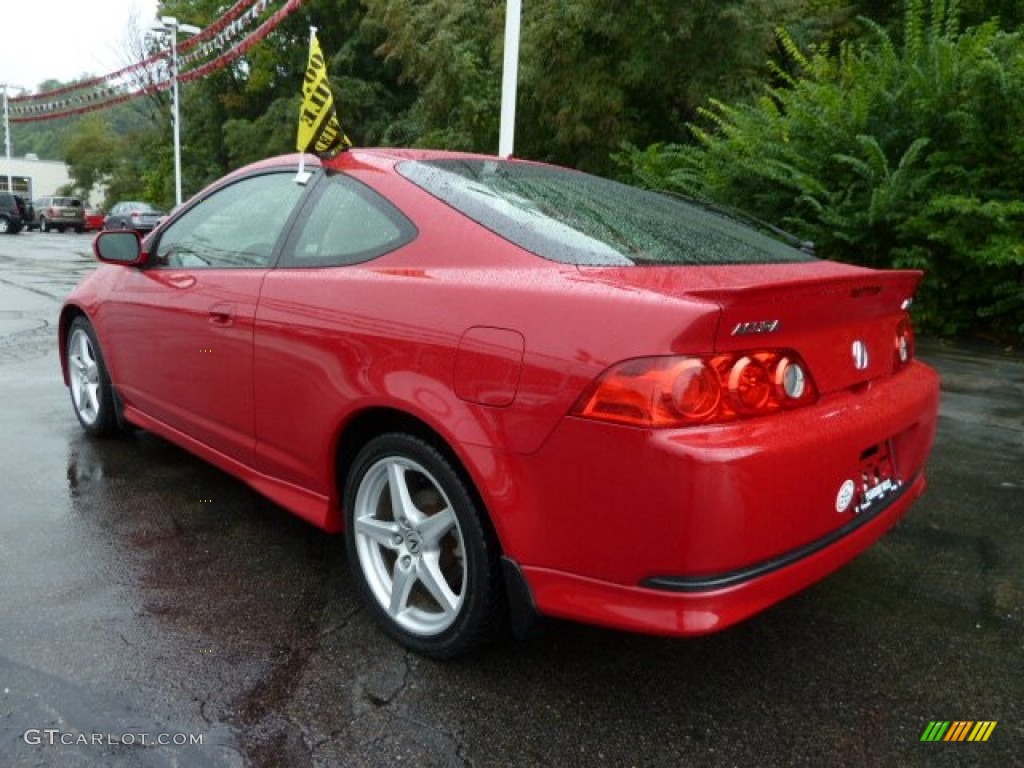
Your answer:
9;0;303;123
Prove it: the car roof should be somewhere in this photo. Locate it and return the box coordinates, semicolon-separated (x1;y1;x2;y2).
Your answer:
180;149;542;216
228;148;525;178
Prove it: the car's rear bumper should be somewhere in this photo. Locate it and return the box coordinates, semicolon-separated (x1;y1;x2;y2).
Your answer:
469;361;939;635
518;470;924;635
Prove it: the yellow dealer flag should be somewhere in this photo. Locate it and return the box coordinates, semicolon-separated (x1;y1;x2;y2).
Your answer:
297;29;351;157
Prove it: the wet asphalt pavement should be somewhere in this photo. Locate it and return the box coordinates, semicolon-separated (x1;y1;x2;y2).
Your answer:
0;232;1021;767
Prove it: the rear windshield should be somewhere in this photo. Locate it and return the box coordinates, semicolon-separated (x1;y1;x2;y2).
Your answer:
55;198;82;207
397;159;814;266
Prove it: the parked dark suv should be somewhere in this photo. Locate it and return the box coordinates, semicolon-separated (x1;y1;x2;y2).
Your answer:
0;193;27;234
30;195;86;233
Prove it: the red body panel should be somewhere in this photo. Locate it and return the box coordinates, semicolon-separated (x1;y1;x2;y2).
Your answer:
60;149;942;637
97;267;265;463
83;211;104;231
522;473;925;636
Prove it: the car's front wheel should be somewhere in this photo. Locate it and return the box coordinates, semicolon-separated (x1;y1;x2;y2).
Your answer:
66;317;118;436
344;433;503;658
0;216;10;234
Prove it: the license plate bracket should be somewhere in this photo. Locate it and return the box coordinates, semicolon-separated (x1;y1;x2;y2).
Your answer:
855;441;902;515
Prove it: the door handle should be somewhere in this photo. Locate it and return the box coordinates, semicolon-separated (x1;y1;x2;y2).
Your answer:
208;303;236;327
167;275;196;289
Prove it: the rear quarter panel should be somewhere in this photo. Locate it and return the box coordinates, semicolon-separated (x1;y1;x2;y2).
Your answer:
251;166;721;536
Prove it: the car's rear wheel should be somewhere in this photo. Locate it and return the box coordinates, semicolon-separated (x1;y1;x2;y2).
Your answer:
0;216;10;234
75;225;84;234
67;317;118;436
344;433;503;658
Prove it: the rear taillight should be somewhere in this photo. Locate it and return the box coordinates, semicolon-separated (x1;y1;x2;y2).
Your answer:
131;212;141;221
894;315;915;372
572;350;818;428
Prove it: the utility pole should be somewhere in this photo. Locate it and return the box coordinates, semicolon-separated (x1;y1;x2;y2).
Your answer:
498;0;522;158
1;84;28;193
150;17;202;207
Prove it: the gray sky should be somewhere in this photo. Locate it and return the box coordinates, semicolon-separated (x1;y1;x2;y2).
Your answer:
1;0;159;93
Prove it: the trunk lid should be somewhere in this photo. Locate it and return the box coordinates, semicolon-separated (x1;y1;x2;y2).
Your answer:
577;261;921;394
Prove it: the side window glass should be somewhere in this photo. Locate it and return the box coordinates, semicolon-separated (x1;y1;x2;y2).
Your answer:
153;173;305;269
287;174;415;267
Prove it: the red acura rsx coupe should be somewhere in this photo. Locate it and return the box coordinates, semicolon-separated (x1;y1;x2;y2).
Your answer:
60;149;940;657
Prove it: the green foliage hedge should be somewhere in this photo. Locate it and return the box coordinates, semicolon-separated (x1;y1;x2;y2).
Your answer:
618;0;1024;340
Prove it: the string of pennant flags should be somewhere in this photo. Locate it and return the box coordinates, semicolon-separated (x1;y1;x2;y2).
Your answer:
8;0;304;123
179;0;278;66
8;0;352;163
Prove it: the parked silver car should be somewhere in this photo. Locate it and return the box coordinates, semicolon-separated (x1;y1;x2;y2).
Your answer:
103;201;166;233
30;196;85;233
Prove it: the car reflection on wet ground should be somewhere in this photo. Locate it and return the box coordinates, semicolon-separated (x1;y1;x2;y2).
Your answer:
0;234;1020;767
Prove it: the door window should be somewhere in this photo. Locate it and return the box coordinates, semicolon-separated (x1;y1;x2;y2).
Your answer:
153;173;305;269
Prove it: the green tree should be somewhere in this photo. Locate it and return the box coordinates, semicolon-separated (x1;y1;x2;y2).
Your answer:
63;115;126;200
364;0;846;173
619;0;1024;339
10;118;71;163
364;0;503;152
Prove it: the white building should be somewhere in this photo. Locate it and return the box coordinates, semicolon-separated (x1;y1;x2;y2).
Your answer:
1;155;75;201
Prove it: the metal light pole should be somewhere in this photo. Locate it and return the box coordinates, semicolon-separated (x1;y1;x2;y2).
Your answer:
2;85;11;194
1;84;24;194
498;0;522;158
152;17;201;207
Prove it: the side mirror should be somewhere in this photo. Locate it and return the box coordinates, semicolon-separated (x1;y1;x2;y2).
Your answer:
93;230;148;266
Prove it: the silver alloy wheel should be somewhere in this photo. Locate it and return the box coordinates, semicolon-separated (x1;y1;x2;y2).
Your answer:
0;217;8;233
40;217;49;233
68;328;102;426
353;456;467;636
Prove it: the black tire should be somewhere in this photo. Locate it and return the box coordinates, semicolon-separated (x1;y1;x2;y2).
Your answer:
39;217;49;233
0;216;11;234
66;317;119;437
57;226;66;233
75;225;84;234
344;433;504;658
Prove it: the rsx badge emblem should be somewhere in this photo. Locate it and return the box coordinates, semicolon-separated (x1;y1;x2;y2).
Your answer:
732;320;780;336
852;339;869;370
